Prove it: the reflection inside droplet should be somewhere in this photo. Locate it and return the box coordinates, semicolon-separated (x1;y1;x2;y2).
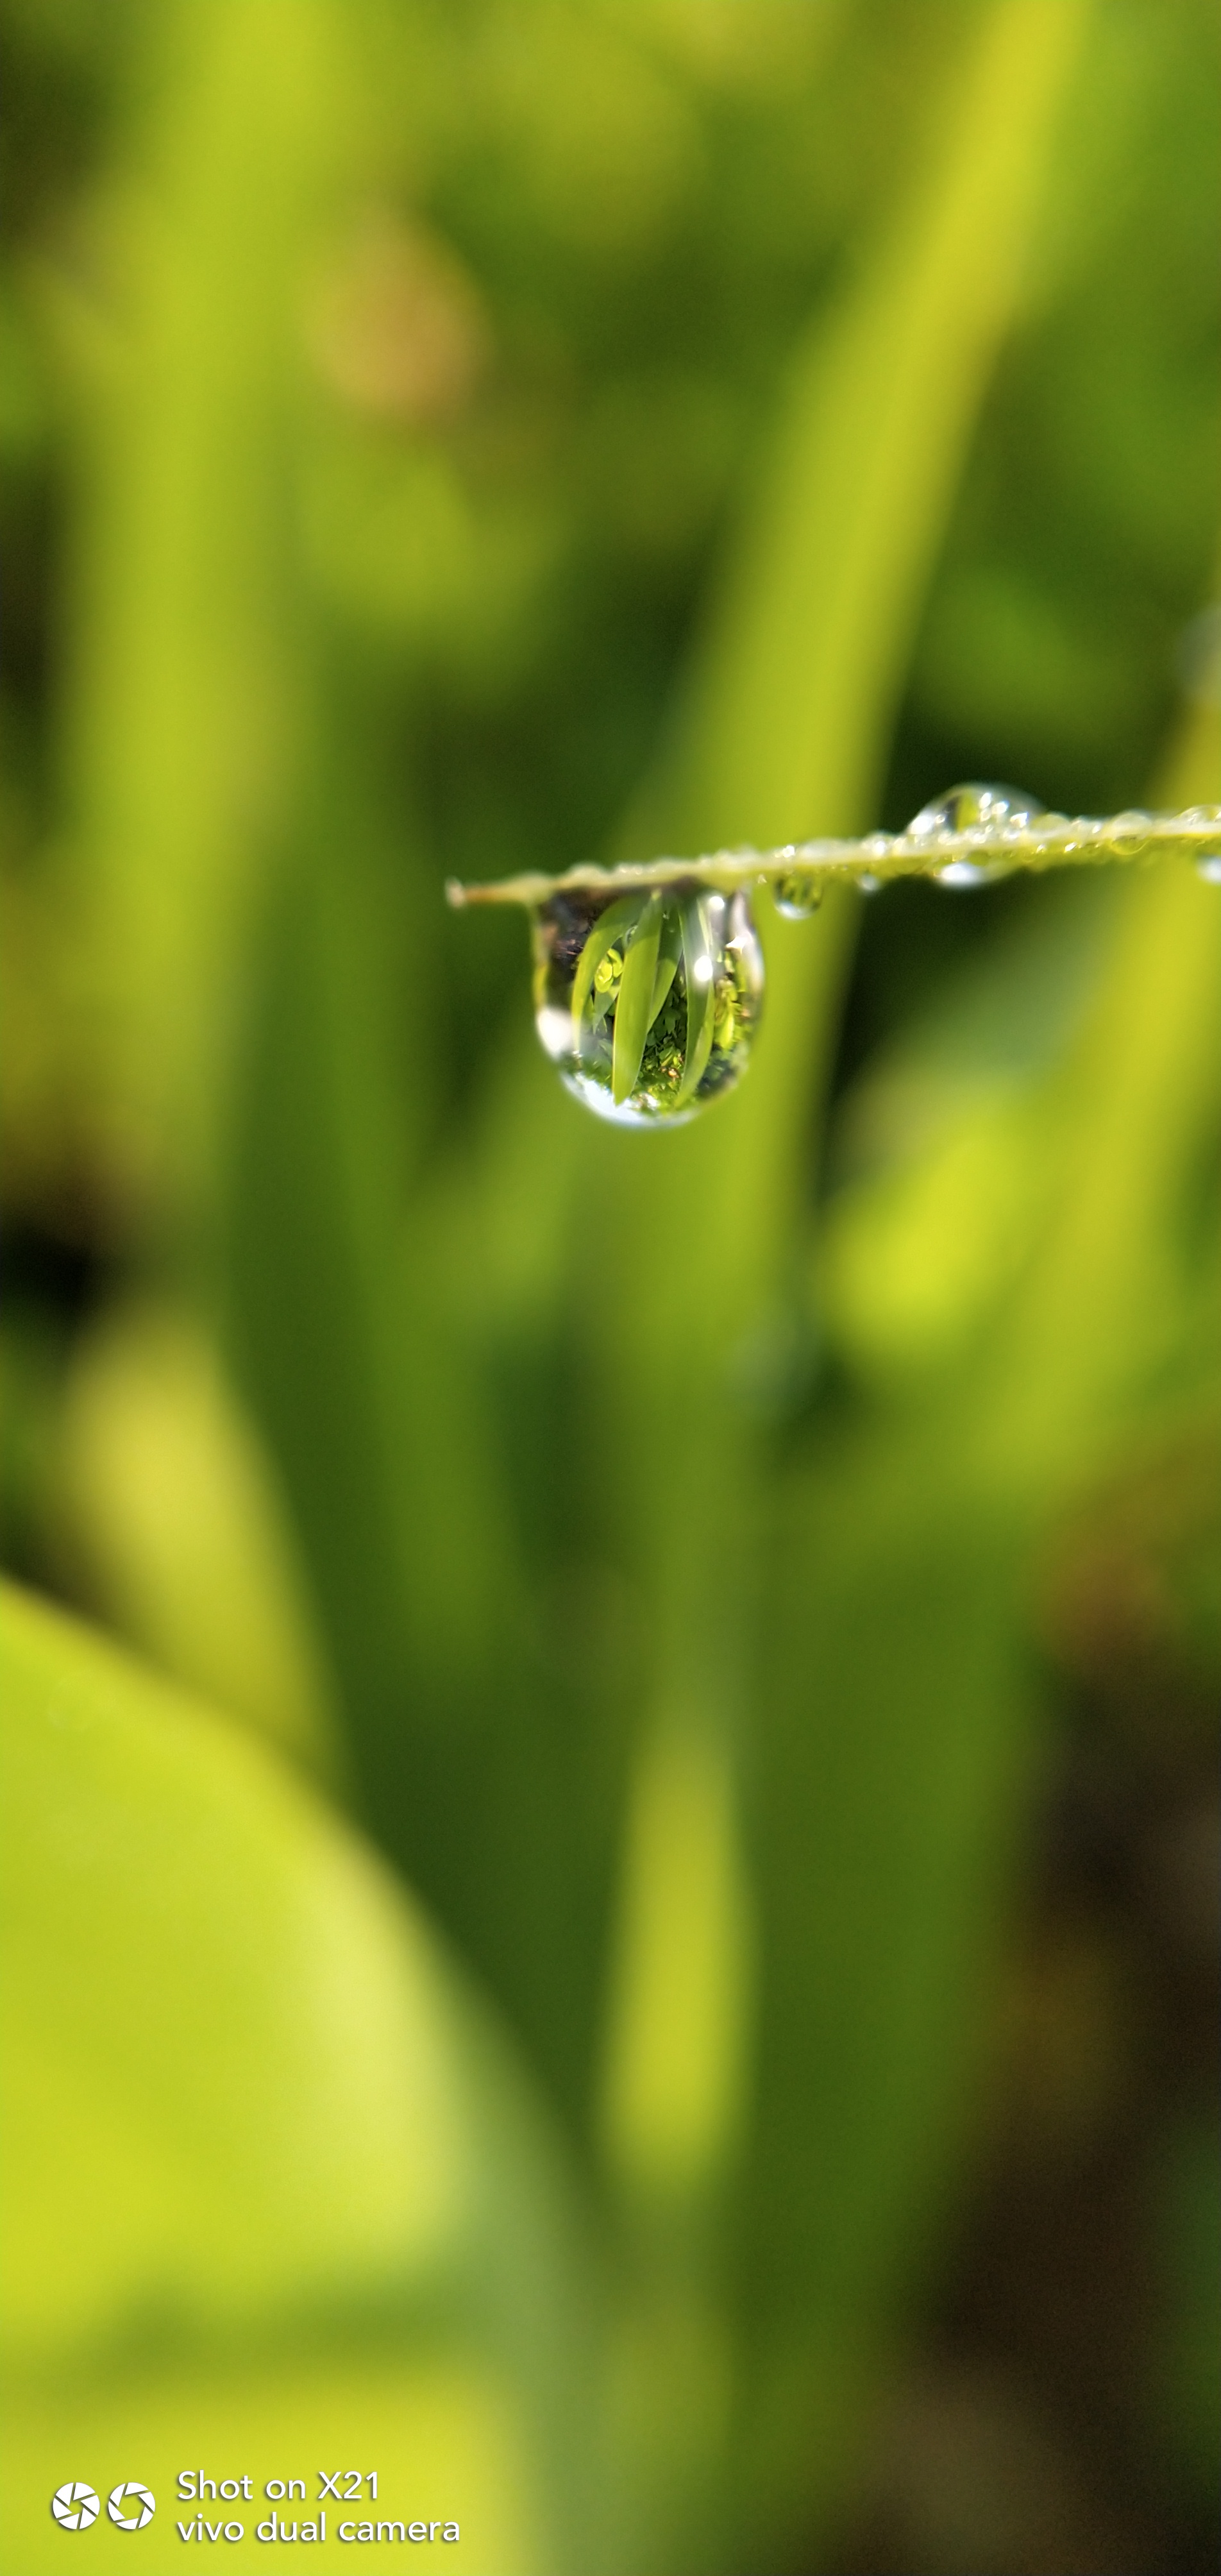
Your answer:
532;881;764;1124
773;869;823;919
908;779;1045;838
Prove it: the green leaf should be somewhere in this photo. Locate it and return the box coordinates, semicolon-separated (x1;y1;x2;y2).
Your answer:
612;894;663;1104
0;1580;610;2575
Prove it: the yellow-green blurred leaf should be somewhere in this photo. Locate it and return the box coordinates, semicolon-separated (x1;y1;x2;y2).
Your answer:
56;1305;341;1778
0;1581;609;2574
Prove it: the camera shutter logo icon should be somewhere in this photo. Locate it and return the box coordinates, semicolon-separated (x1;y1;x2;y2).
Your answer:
107;2482;156;2530
51;2484;99;2530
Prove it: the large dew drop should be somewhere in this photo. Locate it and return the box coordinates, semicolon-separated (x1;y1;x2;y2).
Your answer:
532;882;764;1126
909;779;1044;887
908;780;1045;835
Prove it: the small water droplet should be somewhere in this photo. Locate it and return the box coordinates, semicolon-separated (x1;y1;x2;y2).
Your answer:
1106;808;1153;856
935;860;993;890
857;873;881;895
908;780;1045;838
532;881;764;1125
773;869;823;919
1181;805;1221;880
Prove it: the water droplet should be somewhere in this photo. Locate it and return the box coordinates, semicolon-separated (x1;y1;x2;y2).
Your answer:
857;873;881;895
907;780;1045;838
935;860;993;890
532;881;763;1125
773;869;823;919
1181;805;1221;880
1106;808;1153;856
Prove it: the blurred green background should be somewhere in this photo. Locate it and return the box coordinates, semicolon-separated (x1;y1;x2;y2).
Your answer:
1;2;1218;2570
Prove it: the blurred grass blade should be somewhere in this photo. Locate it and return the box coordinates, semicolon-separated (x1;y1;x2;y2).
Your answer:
612;0;1098;1357
226;760;517;1703
224;736;622;2135
61;0;345;1217
580;6;1098;2566
986;854;1221;1489
645;0;1095;861
746;842;1220;2568
986;571;1221;1483
737;1445;1032;2561
465;0;1097;1378
650;954;678;1026
751;682;1220;2560
55;1304;341;1781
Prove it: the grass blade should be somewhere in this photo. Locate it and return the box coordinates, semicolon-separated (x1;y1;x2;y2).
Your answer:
678;897;716;1105
571;893;649;1037
612;895;663;1103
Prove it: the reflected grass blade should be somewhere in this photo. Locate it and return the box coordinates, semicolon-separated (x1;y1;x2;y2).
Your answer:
678;897;715;1105
612;895;663;1103
571;894;650;1038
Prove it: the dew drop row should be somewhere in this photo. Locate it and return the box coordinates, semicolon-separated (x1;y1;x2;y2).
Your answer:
451;788;1221;1128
